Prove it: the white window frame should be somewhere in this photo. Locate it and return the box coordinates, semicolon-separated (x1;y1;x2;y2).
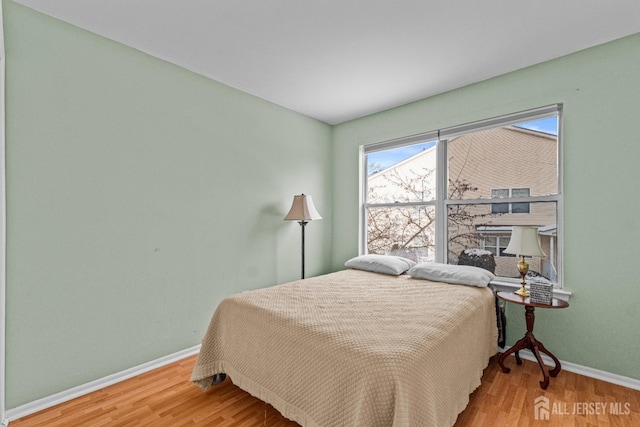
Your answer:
1;3;7;424
362;105;565;292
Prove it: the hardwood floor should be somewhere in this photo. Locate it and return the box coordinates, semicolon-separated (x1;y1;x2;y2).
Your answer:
10;354;640;426
455;357;640;427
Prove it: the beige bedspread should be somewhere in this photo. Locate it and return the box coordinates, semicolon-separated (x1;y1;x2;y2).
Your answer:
191;269;497;427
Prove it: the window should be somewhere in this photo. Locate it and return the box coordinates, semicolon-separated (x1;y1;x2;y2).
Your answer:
491;188;530;214
363;105;562;286
483;236;513;257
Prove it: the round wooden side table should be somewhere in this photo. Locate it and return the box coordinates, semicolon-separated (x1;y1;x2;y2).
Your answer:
497;291;569;390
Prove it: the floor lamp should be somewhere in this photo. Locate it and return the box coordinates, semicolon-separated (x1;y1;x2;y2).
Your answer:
284;194;322;279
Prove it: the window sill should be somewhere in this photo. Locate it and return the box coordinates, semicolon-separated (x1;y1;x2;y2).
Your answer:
490;279;572;302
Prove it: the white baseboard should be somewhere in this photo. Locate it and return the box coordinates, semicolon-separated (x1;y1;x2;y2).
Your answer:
500;345;640;391
5;344;201;423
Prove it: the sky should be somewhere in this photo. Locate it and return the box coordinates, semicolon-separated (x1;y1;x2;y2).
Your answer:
367;117;557;174
515;117;558;135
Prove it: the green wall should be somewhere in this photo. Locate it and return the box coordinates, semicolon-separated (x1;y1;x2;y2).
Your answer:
332;33;640;380
3;1;332;408
4;0;640;412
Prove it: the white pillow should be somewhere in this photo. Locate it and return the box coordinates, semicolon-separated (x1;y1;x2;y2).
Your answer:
344;254;417;276
407;262;495;287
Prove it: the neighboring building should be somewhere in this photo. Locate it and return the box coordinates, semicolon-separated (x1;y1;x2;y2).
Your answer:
367;125;558;281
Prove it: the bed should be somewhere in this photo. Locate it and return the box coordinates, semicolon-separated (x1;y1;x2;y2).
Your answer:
191;263;497;426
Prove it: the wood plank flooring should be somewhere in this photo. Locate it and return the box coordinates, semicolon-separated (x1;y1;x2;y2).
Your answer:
10;354;640;426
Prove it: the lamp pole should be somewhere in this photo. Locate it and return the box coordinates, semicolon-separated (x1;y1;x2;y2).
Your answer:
299;220;308;279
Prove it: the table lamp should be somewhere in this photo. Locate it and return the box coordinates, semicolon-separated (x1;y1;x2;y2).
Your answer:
503;226;546;296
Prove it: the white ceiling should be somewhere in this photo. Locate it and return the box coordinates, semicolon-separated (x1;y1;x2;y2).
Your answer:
13;0;640;124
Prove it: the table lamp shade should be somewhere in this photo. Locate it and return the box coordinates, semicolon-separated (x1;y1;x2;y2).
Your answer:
504;226;546;257
284;194;322;222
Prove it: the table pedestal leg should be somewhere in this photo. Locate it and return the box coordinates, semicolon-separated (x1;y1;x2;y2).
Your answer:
497;305;562;390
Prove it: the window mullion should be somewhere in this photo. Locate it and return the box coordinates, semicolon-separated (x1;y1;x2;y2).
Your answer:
445;194;560;206
435;139;447;263
365;201;436;208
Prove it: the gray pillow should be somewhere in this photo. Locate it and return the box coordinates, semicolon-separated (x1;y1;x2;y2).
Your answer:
407;262;495;287
344;254;417;276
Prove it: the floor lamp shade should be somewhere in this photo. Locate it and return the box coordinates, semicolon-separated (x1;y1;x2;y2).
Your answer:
283;194;322;221
284;194;322;279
